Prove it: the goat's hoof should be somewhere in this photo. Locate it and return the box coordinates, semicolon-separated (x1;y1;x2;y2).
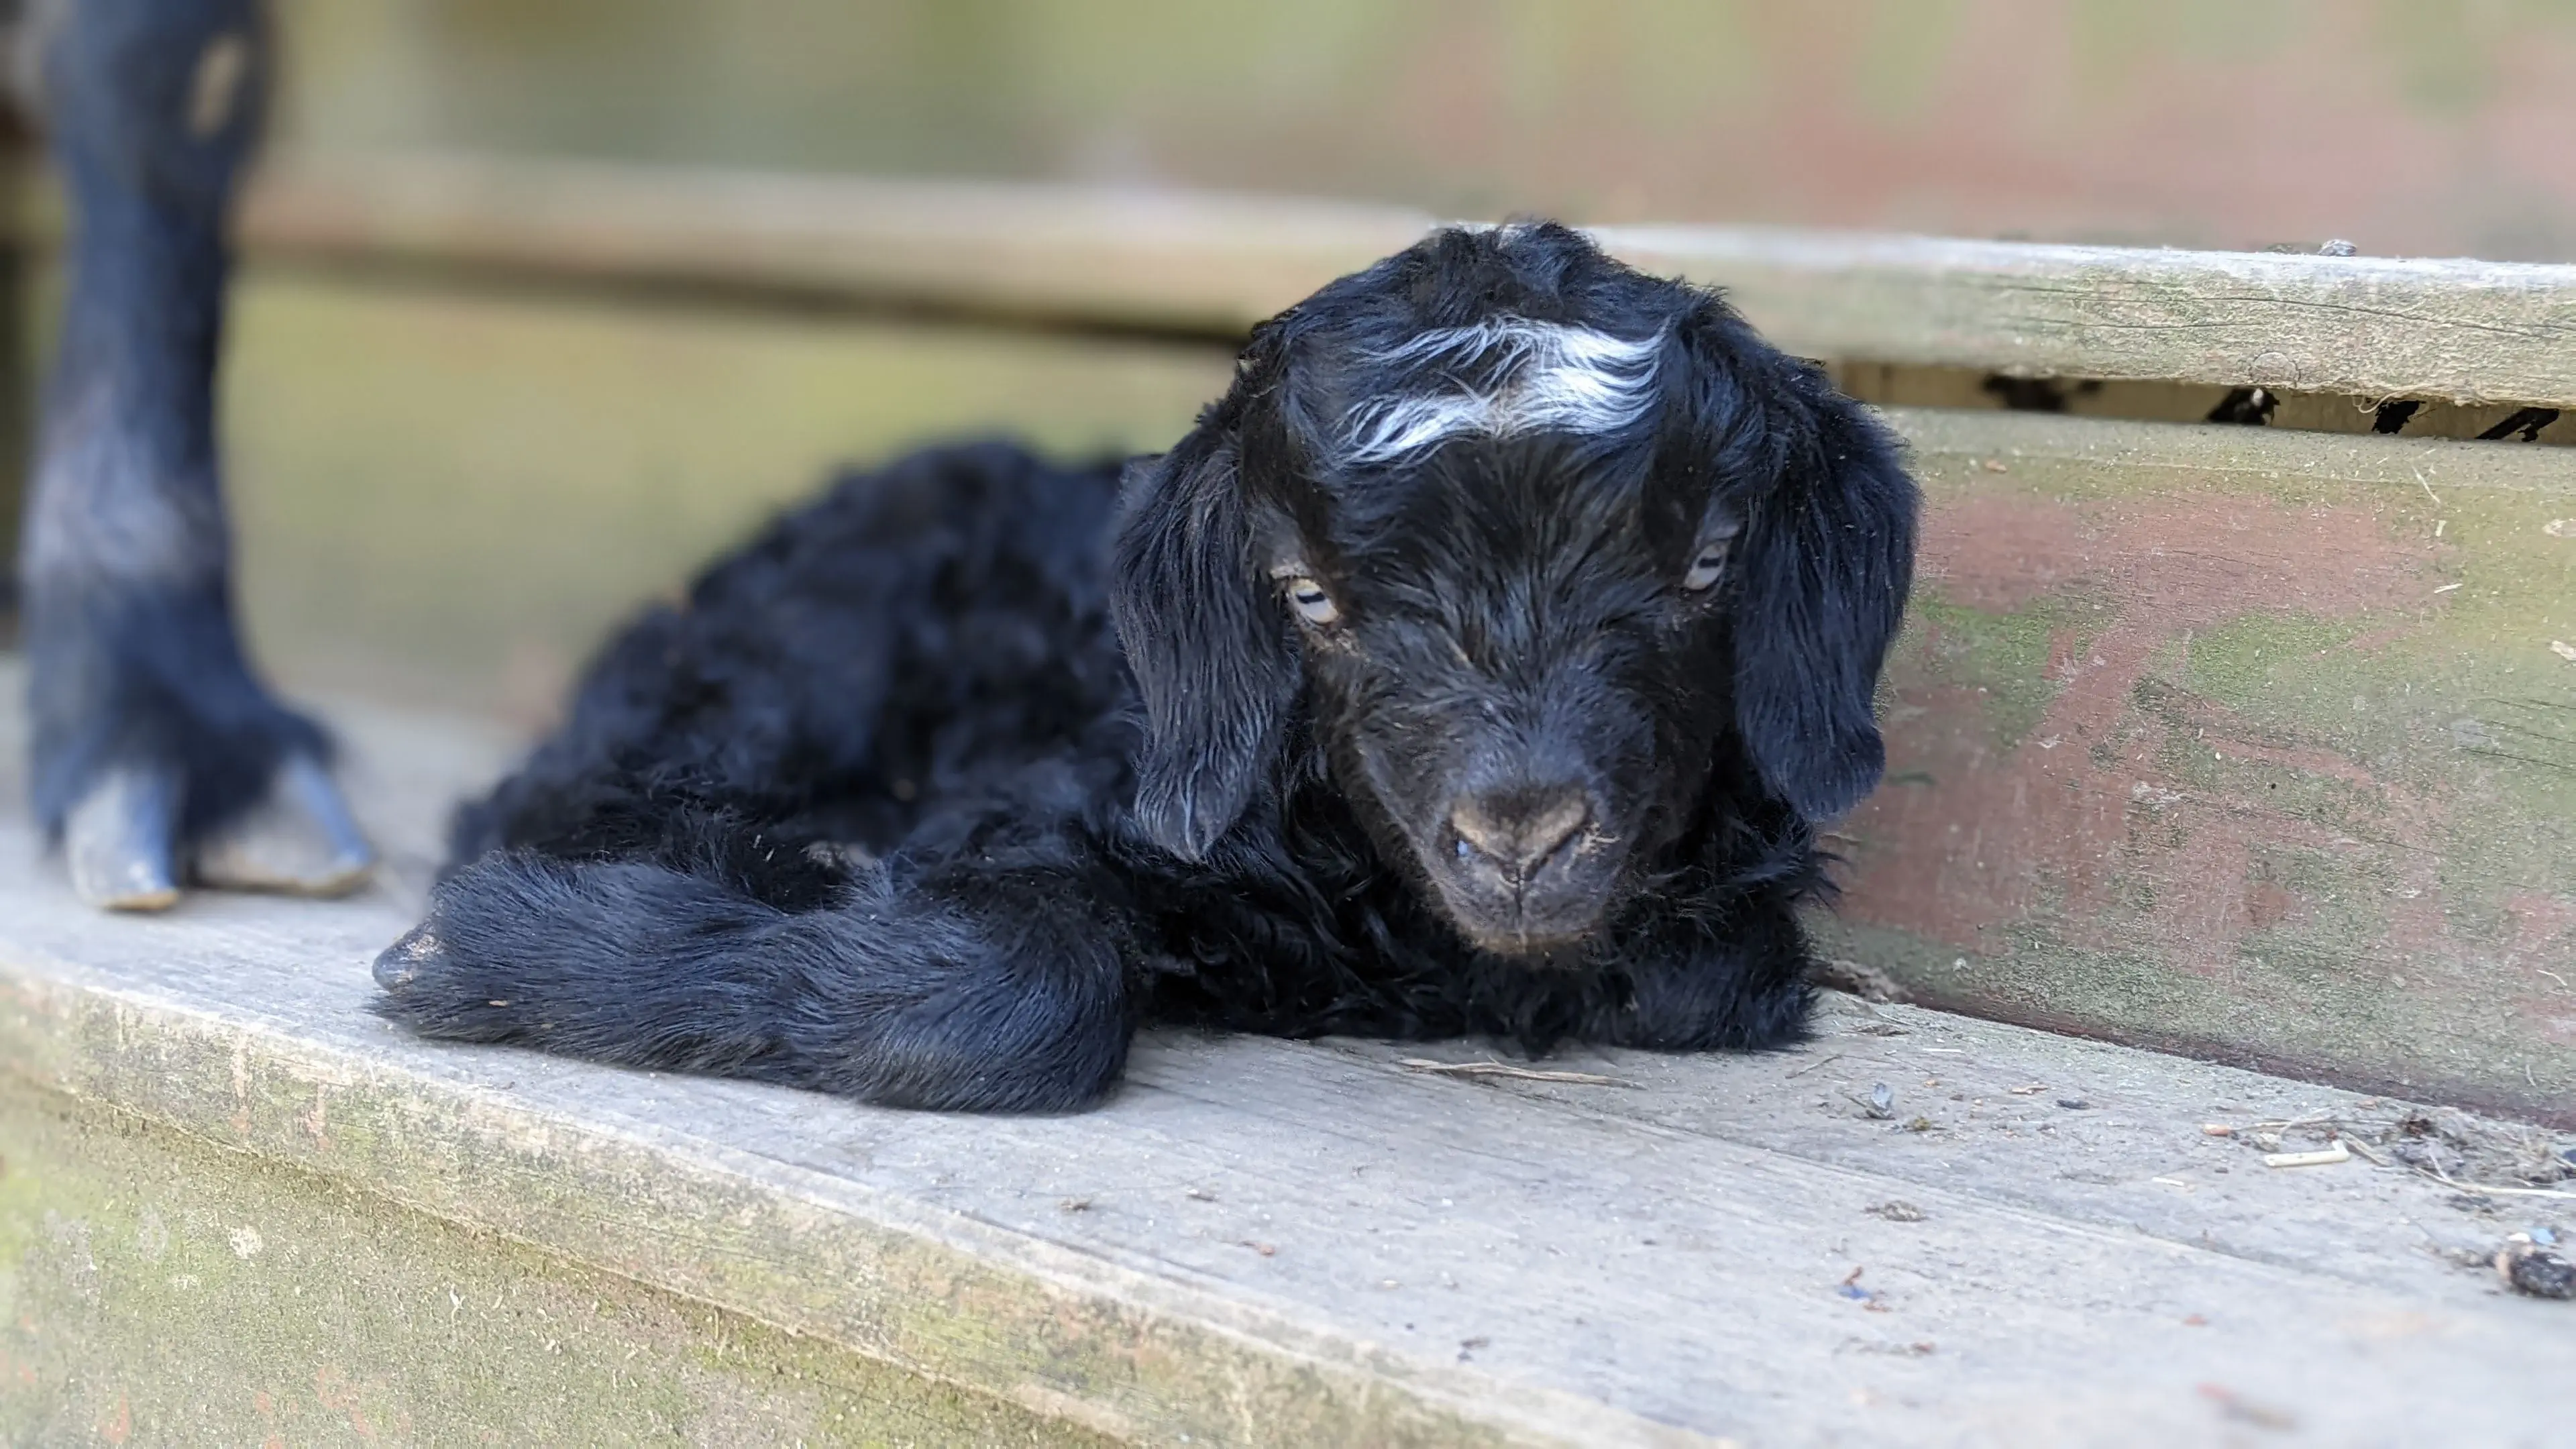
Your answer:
372;924;443;991
194;753;376;898
64;765;184;912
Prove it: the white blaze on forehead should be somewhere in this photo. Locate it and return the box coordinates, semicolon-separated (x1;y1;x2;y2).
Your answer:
1340;319;1666;467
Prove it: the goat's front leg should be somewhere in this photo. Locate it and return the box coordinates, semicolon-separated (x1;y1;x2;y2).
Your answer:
372;839;1142;1114
1578;894;1818;1051
19;0;371;909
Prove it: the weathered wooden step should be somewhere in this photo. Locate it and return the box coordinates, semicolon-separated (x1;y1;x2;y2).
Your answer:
2;686;2569;1446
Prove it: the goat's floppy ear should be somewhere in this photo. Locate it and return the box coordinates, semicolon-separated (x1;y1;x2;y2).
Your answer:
1110;347;1303;861
1682;310;1920;822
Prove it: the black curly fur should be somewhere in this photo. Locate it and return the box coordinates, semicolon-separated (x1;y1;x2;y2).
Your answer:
374;223;1920;1113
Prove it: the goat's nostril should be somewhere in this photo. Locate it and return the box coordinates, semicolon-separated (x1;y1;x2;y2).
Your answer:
1449;789;1591;877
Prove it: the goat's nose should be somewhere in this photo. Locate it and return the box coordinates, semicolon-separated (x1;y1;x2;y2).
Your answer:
1450;786;1591;877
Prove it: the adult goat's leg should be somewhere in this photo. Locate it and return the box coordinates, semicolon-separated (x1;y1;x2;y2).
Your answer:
19;0;372;908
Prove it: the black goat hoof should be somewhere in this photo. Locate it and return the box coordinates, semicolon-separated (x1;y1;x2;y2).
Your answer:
63;763;184;912
193;753;376;898
372;923;444;991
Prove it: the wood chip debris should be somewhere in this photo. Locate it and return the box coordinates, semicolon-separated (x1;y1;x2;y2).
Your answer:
1397;1059;1637;1087
2215;1111;2576;1199
1849;1082;1898;1120
2495;1234;2575;1299
2263;1142;2351;1169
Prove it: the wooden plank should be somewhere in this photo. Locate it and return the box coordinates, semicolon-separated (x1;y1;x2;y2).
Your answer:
170;150;2576;404
1609;225;2576;407
3;687;2571;1445
1843;407;2576;1122
231;152;1432;339
0;1079;1108;1446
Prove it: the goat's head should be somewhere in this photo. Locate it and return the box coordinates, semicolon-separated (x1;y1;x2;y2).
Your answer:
1113;223;1918;958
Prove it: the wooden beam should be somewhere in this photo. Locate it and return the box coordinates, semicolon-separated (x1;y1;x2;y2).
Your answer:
193;150;2576;404
1607;225;2576;407
231;152;1431;338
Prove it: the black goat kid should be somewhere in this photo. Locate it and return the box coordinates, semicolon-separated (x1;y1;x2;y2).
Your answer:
373;224;1920;1112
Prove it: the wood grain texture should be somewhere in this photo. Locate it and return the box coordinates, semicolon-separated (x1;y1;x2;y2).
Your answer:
1;682;2570;1446
171;151;2576;404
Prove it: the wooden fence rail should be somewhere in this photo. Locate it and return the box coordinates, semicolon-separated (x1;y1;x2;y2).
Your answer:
179;150;2576;407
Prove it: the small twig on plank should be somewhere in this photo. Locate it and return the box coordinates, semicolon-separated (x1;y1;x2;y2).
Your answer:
2244;1114;2339;1132
1398;1059;1638;1088
2208;1106;2576;1198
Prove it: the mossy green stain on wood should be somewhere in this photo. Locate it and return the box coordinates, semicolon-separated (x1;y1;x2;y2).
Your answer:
1829;417;2576;1122
1897;594;2097;751
0;1081;1112;1448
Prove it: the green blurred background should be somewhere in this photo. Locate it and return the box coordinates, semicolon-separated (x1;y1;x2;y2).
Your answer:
46;1;2576;722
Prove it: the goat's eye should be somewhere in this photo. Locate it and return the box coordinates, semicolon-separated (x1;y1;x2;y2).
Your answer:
1284;576;1341;626
1682;545;1730;592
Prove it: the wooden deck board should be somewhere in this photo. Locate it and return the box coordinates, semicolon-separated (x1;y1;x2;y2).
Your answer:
156;150;2576;406
2;682;2569;1446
